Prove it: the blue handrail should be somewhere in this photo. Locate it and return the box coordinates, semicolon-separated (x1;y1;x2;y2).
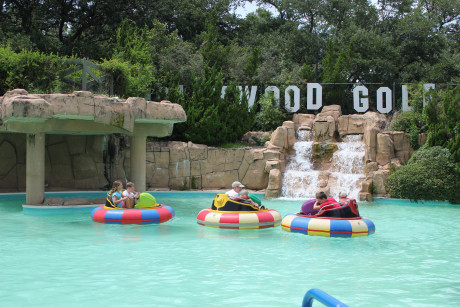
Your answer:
302;288;348;307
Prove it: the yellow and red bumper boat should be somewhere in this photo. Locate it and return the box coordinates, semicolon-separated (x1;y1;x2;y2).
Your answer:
197;194;281;229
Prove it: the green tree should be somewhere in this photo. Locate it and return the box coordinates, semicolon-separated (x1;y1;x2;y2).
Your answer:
423;83;460;168
174;65;255;145
253;93;286;131
386;146;460;204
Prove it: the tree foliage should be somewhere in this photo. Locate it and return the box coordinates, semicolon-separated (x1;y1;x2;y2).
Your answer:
386;146;460;204
0;46;66;94
253;93;287;131
423;83;460;168
172;66;256;146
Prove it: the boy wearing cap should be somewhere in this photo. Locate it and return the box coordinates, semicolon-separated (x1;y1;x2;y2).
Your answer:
226;181;244;198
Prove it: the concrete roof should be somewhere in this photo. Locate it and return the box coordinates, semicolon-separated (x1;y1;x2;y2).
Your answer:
0;89;186;136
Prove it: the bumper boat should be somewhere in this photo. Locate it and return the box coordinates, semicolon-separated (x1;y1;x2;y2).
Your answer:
281;199;375;237
197;194;281;229
91;192;174;225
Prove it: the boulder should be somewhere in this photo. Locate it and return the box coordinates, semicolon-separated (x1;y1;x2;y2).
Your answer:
360;179;373;193
364;126;379;162
391;131;412;163
265;160;281;172
241;131;271;146
372;170;390;194
359;192;373;202
292;114;315;131
376;133;394;166
312;143;338;162
364;162;379;174
269;126;288;151
266;168;282;198
318;105;342;124
283;121;296;150
263;150;281;161
242;159;269;189
313;116;335;142
338;114;366;137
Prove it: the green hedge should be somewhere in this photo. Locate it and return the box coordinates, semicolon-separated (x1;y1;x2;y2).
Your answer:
0;46;66;95
386;146;460;204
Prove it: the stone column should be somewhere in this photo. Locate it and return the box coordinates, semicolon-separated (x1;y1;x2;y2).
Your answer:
26;133;45;204
130;135;146;192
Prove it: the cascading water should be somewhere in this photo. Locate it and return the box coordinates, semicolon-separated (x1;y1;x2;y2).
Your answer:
281;130;320;199
328;135;366;199
281;133;365;200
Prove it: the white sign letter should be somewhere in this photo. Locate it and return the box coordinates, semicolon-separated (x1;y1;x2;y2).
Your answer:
353;86;369;113
285;86;300;112
376;87;392;113
238;86;258;108
265;86;280;107
221;86;228;99
401;85;411;111
423;83;435;107
307;83;322;110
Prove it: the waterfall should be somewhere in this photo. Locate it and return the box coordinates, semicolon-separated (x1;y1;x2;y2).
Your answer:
328;135;365;200
281;134;365;200
281;130;320;199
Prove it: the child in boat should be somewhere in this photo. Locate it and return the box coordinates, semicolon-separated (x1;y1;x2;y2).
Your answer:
312;191;340;211
106;180;129;208
122;182;140;209
237;189;259;208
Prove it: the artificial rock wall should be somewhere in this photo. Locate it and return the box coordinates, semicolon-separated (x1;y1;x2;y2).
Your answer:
0;133;281;192
0;105;423;199
263;105;426;200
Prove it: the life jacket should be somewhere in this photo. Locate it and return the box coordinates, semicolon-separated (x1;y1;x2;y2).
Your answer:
319;197;340;209
105;192;116;208
316;198;360;218
211;194;259;211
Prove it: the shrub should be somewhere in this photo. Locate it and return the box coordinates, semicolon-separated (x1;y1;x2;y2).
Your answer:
423;83;460;169
253;93;286;131
390;111;427;149
173;65;256;146
385;146;460;204
0;46;66;95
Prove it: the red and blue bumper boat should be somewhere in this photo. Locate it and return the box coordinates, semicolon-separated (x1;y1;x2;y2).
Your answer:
91;192;174;225
281;199;375;237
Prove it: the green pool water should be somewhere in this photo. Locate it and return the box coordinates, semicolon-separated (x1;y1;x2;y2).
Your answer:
1;192;459;306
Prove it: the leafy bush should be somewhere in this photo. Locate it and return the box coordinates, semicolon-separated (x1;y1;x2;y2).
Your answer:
390;111;426;133
100;59;130;98
390;111;427;149
423;83;460;169
253;93;286;131
0;46;66;95
386;146;460;204
171;66;256;146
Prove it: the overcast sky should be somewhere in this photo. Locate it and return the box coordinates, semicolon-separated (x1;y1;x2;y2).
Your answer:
233;1;380;18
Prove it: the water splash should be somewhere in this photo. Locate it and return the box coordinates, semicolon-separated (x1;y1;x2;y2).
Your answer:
281;134;365;200
281;130;319;199
328;135;365;200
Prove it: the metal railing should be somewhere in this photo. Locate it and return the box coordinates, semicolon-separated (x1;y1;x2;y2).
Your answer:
302;288;348;307
63;59;113;95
